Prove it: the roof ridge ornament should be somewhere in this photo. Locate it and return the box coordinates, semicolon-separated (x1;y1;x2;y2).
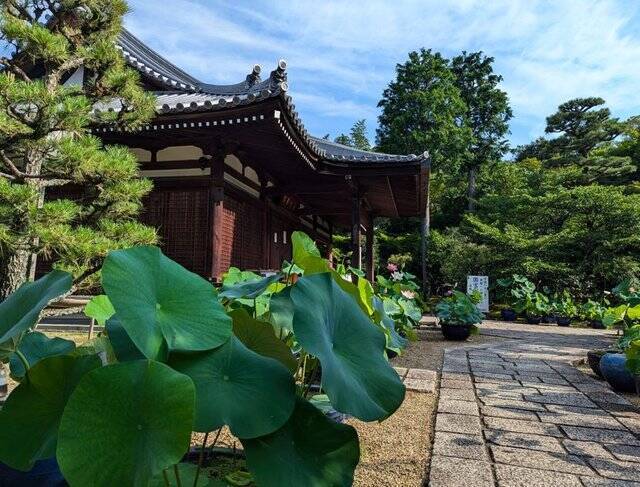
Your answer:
269;59;287;90
245;64;262;88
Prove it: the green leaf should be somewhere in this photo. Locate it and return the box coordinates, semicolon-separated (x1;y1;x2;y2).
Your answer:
106;316;147;362
372;297;408;352
220;273;283;300
291;272;405;421
102;246;232;359
149;463;210;487
226;470;254;486
9;331;75;380
84;295;115;326
268;287;295;333
0;270;72;344
169;336;296;438
57;360;195;487
230;309;297;372
0;355;101;471
627;304;640;321
241;398;359;487
292;231;321;261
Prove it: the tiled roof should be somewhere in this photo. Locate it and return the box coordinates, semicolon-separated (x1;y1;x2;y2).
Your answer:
116;30;428;165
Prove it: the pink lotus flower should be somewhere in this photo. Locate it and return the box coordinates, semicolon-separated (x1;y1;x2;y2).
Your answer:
387;262;398;272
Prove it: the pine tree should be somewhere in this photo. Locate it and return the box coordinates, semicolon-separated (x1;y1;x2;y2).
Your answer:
349;119;371;151
515;97;635;185
0;0;157;300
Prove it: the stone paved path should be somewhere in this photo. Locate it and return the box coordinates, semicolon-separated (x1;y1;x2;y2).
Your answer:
429;322;640;487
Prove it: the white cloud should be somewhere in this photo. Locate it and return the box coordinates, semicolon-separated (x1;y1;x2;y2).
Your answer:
127;0;640;146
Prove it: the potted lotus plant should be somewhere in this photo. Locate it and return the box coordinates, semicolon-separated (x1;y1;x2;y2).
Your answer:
552;291;578;327
581;299;608;329
435;290;484;341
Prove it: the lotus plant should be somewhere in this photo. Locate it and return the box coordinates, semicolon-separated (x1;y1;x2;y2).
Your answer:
0;231;405;486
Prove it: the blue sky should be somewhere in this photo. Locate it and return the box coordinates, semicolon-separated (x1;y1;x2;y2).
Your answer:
126;0;640;150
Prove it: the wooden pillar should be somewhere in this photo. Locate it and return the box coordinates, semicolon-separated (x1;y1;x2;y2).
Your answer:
351;187;362;270
365;215;374;282
209;152;225;281
420;169;431;296
260;180;270;270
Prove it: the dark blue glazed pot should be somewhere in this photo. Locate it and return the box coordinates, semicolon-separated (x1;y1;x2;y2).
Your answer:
600;353;637;393
0;458;66;487
501;308;517;321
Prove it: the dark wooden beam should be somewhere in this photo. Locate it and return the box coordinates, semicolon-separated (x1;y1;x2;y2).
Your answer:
386;176;399;218
365;214;375;282
351;187;362;270
208;148;225;281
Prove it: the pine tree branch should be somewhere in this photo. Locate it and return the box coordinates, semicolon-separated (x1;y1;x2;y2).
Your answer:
43;178;72;187
45;57;85;91
0;171;16;180
0;150;24;178
0;57;31;82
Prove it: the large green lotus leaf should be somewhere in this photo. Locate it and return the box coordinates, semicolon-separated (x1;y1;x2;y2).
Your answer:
268;286;295;333
230;308;297;372
0;354;101;471
72;335;116;364
372;297;408;352
291;231;321;261
83;295;115;326
241;398;359;487
9;331;75;380
627;304;640;321
356;277;375;316
102;246;232;357
291;273;405;421
106;316;148;362
170;336;296;438
0;270;72;344
57;360;195;487
219;273;283;300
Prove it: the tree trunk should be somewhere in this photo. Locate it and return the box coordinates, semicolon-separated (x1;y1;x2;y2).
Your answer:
467;166;477;212
0;248;31;300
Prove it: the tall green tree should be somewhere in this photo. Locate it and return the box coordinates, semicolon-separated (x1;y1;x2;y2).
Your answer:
0;0;157;299
515;97;635;185
376;49;472;292
376;49;471;170
333;119;372;151
450;51;512;211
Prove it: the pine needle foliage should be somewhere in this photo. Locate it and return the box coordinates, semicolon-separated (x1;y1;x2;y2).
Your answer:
0;0;157;298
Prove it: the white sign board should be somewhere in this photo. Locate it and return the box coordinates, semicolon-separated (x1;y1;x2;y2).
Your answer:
467;275;489;313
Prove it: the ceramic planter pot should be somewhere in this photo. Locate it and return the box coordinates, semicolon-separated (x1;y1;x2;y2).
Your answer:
590;320;605;330
587;349;619;378
0;458;66;487
526;315;542;325
556;316;572;327
441;323;472;341
600;353;637;393
501;308;517;321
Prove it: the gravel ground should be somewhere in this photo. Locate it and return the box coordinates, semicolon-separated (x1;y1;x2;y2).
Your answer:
350;391;435;487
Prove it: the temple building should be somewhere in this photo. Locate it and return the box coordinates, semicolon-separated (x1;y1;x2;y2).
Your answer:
90;30;430;282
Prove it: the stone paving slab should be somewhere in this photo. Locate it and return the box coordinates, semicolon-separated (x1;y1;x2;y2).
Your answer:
436;412;483;435
429;455;495;487
433;431;487;459
495;464;582;487
428;320;640;486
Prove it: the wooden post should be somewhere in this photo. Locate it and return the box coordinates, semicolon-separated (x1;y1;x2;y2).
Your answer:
209;152;225;281
365;214;375;282
351;187;362;270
